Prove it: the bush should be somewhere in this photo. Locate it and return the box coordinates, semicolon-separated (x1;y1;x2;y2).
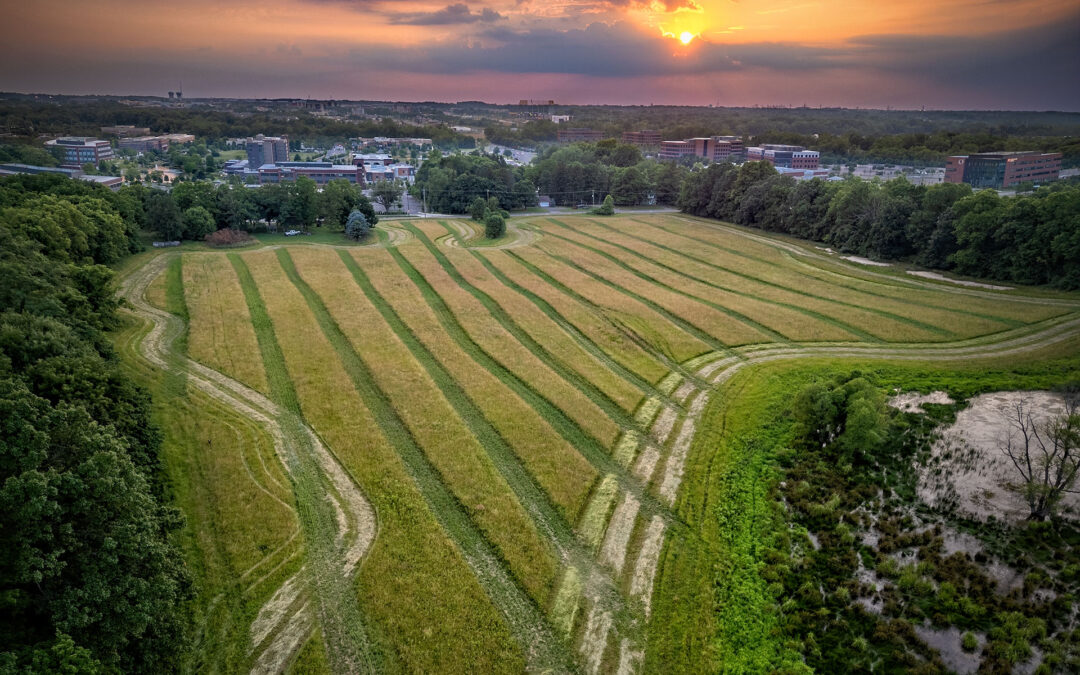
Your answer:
962;631;979;652
204;228;254;247
591;194;615;216
484;212;506;239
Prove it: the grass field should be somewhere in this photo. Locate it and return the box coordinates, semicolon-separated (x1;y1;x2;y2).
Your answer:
115;213;1080;673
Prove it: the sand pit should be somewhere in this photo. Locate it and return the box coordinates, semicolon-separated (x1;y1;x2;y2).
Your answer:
919;391;1077;522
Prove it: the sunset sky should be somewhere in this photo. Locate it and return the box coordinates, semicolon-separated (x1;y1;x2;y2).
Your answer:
3;0;1078;109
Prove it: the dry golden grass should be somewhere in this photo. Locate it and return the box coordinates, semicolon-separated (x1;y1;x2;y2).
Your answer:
482;250;670;385
184;253;271;394
429;238;644;414
538;235;770;347
289;247;559;605
514;246;711;363
549;225;859;343
355;247;599;523
397;239;623;448
652;217;1065;326
240;250;525;673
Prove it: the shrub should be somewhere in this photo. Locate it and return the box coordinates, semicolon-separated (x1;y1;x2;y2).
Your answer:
484;212;506;239
962;631;979;652
204;229;254;247
591;194;615;216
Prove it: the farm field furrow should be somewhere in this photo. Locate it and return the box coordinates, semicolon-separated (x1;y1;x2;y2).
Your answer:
238;250;531;673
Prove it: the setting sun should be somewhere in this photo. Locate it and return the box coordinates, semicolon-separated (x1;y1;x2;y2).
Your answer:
679;31;695;45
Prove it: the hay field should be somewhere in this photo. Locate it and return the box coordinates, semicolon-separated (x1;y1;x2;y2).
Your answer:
120;213;1080;673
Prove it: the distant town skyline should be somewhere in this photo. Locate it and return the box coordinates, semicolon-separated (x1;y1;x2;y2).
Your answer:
3;0;1079;110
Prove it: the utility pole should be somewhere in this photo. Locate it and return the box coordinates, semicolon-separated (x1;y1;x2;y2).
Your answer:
422;187;428;218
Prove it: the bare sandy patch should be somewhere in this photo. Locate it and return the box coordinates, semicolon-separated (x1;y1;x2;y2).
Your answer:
908;270;1013;291
842;255;891;267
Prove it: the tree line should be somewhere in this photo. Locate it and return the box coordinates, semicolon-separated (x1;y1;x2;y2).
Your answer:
678;162;1080;288
144;178;378;241
0;174;190;671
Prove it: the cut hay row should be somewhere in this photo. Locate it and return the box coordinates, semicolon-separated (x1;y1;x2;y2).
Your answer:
658;391;710;505
369;245;597;521
634;397;661;427
577;475;620;553
613;431;641;469
609;219;984;341
598;492;641;575
510;246;711;364
538;233;773;348
236;251;526;673
449;232;661;404
550;566;584;638
183;253;270;394
418;221;645;414
397;227;622;447
650;404;679;446
270;249;572;672
657;216;1066;325
580;602;615;674
572;221;915;343
288;247;560;606
547;223;875;344
486;249;670;384
628;516;667;616
409;221;640;422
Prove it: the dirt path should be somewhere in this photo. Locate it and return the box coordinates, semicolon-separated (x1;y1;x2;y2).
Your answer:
118;255;377;674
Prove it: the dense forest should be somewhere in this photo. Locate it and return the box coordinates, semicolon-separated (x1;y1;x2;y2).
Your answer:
0;174;190;670
678;162;1080;288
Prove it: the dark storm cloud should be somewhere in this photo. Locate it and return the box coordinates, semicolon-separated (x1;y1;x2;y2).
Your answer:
390;3;504;25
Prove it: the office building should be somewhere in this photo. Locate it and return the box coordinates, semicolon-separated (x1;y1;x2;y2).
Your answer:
245;135;290;167
622;130;661;148
746;145;819;169
556;128;606;143
710;135;744;160
944;151;1061;189
0;163;122;190
658;140;695;159
119;136;170;153
44;137;114;169
257;161;364;185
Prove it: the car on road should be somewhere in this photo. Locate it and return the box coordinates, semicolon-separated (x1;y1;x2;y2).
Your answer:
284;229;301;236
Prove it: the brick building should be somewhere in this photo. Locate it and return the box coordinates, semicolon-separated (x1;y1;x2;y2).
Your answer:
44;137;114;169
621;130;661;148
944;151;1061;189
257;161;364;185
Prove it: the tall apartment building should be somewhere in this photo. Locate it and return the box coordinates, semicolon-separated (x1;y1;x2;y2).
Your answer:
245;135;290;167
44;137;114;169
944;151;1061;189
556;128;606;143
622;130;661;147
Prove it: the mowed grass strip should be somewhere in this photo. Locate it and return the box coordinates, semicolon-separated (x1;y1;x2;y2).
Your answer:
534;239;745;355
544;221;862;343
625;218;997;339
288;247;559;606
511;246;711;364
357;246;596;523
396;228;621;447
656;215;1061;327
184;253;271;394
236;250;527;674
482;248;669;385
425;219;645;414
578;219;943;343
